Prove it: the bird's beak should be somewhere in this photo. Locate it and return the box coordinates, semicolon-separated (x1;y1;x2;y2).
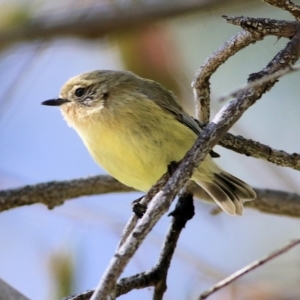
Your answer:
41;98;70;106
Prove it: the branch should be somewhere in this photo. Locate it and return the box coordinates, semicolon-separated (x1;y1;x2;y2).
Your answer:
0;0;227;48
219;64;300;103
263;0;300;21
0;175;133;212
192;30;263;124
199;239;300;299
193;117;300;172
223;16;298;38
152;188;194;299
246;188;300;217
0;277;30;300
220;132;300;171
116;172;170;251
90;190;172;299
2;173;300;219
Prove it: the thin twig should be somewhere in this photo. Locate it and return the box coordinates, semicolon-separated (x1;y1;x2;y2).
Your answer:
192;30;263;124
263;0;300;21
0;42;47;120
220;133;300;171
199;239;300;299
218;64;300;103
0;175;133;212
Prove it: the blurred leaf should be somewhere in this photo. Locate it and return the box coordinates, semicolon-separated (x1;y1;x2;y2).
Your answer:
48;249;74;299
0;5;30;30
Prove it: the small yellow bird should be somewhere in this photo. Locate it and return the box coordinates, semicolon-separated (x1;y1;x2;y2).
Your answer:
42;70;256;215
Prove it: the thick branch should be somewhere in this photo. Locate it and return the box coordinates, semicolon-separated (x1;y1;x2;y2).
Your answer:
0;0;227;48
246;188;300;217
2;168;300;220
0;278;30;300
90;189;172;299
0;176;133;212
116;172;170;250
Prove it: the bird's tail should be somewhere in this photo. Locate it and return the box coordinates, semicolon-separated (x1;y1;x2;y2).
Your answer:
194;170;256;215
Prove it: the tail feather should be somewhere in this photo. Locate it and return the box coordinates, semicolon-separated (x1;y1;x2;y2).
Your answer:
216;172;256;201
194;171;256;216
197;180;239;215
213;175;244;215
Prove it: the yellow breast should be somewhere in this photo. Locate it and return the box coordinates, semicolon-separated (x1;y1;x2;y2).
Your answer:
62;97;197;191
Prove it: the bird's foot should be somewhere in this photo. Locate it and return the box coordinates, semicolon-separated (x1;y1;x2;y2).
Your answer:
131;196;147;218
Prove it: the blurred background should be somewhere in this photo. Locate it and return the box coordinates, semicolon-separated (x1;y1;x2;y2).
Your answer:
1;0;300;299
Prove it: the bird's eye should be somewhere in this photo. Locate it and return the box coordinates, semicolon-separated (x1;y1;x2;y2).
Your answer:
102;92;109;100
75;88;85;97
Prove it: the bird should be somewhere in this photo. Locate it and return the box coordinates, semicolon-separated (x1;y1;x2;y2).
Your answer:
42;70;256;215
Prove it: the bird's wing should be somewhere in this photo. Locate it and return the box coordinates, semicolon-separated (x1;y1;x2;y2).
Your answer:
137;79;220;158
160;101;202;135
160;103;220;158
140;79;202;134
